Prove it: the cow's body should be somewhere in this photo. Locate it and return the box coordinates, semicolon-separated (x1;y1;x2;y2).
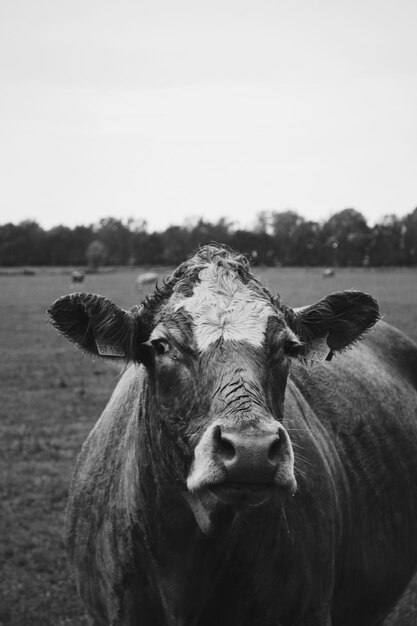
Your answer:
48;246;417;626
71;270;85;284
136;272;159;288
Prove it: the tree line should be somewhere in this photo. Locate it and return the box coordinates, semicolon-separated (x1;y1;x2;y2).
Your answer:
1;207;416;268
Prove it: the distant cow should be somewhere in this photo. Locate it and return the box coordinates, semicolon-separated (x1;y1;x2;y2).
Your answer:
48;245;417;626
71;270;85;284
322;267;335;278
136;272;159;289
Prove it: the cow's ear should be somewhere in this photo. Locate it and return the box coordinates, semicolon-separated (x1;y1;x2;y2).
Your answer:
47;293;145;360
286;290;380;361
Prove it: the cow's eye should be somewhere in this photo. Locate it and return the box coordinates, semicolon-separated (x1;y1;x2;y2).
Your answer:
151;339;170;355
283;338;302;358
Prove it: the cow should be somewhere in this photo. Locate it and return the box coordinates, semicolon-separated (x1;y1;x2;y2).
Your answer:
71;270;85;284
136;272;159;289
322;268;335;278
47;244;417;626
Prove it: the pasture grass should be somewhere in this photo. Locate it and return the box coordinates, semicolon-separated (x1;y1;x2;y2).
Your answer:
0;265;416;625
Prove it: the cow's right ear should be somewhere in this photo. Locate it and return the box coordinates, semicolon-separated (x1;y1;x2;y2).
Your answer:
47;293;146;360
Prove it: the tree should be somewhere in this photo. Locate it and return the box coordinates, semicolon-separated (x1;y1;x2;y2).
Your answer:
1;207;416;268
270;211;305;265
253;211;321;265
368;215;405;266
231;229;275;265
86;240;108;270
188;218;233;253
70;225;94;265
94;218;132;265
160;226;191;265
45;226;74;265
254;211;273;235
291;220;321;266
403;207;417;265
321;209;371;266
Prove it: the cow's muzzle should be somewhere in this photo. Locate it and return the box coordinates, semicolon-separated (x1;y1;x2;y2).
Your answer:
187;422;297;504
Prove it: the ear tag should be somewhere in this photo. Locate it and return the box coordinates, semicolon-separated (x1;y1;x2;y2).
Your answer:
305;334;330;362
96;342;125;357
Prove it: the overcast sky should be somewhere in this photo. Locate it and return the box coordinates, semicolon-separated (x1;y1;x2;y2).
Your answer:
1;0;416;231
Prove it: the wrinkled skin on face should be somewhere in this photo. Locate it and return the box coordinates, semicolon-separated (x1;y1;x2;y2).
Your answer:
136;261;302;530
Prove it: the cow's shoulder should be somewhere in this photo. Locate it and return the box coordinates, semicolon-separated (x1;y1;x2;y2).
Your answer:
77;364;143;457
363;320;417;388
66;364;149;621
67;363;145;537
290;320;417;399
70;364;145;494
286;320;417;459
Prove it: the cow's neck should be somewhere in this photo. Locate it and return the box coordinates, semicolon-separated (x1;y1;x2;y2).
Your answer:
148;491;238;626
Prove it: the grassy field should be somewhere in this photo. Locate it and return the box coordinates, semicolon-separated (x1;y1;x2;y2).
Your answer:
1;266;416;625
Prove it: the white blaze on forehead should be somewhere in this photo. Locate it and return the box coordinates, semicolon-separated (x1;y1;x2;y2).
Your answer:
174;263;275;351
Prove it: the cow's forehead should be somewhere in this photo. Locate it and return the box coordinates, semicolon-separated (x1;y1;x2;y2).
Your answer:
169;262;277;351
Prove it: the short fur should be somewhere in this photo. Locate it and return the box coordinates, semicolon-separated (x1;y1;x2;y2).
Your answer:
47;245;417;626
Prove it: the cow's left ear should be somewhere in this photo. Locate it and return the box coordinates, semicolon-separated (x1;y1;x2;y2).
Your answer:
285;290;380;361
47;293;147;360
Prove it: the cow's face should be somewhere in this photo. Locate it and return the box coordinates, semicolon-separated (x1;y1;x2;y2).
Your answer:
48;246;379;531
141;262;299;515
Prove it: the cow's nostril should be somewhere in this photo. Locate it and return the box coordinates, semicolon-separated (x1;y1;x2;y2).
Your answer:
218;435;236;461
268;436;282;465
213;426;236;461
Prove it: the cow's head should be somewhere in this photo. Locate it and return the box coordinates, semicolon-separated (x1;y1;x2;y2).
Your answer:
48;245;379;532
